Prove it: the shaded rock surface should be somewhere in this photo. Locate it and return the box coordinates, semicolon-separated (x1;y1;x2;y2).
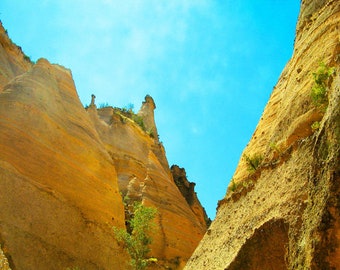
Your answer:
185;0;340;269
171;165;211;228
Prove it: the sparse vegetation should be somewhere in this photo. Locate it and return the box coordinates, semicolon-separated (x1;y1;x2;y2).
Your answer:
244;153;263;172
98;102;110;108
113;202;157;270
311;121;320;131
229;178;237;192
269;141;279;152
132;114;145;130
89;101;153;137
311;62;335;109
116;105;149;134
23;54;31;62
242;178;254;189
146;128;155;138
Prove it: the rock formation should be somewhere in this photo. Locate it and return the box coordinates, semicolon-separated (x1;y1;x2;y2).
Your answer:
0;46;127;269
185;0;340;269
137;94;159;141
0;21;208;269
171;165;211;228
87;96;208;268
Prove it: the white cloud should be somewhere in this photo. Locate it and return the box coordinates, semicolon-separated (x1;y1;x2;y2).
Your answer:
2;0;300;218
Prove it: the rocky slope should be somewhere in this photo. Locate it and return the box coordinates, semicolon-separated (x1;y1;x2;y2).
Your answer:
185;0;340;269
0;21;208;269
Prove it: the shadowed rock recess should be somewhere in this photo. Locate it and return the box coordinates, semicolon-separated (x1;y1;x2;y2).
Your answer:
0;21;209;269
185;0;340;269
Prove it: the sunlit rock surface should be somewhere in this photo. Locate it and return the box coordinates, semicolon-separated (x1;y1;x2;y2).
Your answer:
185;1;340;269
88;95;208;268
0;21;208;269
0;53;127;269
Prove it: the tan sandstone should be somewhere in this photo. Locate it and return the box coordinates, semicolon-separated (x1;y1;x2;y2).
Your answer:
185;0;340;269
0;49;126;269
87;95;208;268
0;21;208;269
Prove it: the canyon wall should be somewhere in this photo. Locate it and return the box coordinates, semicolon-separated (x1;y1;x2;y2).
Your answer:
87;97;208;268
185;0;340;269
0;33;127;268
0;21;207;270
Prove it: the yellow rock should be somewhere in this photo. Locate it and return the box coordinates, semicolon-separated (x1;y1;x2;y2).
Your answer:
185;1;340;269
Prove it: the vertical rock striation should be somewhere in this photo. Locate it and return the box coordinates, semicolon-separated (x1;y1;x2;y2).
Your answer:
87;96;208;268
0;24;127;269
185;0;340;269
0;20;209;269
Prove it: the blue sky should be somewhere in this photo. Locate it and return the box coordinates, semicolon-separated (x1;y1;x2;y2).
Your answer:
0;1;300;219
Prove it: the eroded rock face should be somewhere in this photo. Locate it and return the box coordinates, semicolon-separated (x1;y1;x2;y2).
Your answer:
87;99;208;268
0;22;208;269
0;33;126;268
185;1;340;269
171;165;211;229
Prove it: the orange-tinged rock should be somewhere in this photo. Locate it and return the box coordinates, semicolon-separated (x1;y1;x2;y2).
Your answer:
0;57;126;269
0;20;209;269
87;96;208;267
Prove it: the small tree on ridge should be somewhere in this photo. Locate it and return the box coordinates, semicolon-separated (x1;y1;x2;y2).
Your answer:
113;202;157;270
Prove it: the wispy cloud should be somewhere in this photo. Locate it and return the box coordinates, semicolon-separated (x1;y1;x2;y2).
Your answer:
0;0;300;218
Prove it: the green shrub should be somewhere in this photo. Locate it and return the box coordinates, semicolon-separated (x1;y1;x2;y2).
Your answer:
23;54;31;62
147;128;155;138
311;62;335;108
132;114;145;130
229;178;237;192
269;141;279;151
311;121;320;131
113;202;157;270
117;105;147;132
98;102;110;108
244;153;263;172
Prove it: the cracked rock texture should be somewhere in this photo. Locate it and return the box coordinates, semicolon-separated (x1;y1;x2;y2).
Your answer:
185;0;340;269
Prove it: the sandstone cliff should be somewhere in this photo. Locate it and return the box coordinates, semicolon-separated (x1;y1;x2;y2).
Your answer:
0;21;208;269
0;41;127;269
185;0;339;269
87;96;208;268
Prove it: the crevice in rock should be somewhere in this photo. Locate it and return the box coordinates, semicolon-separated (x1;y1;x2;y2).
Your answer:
227;219;289;270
